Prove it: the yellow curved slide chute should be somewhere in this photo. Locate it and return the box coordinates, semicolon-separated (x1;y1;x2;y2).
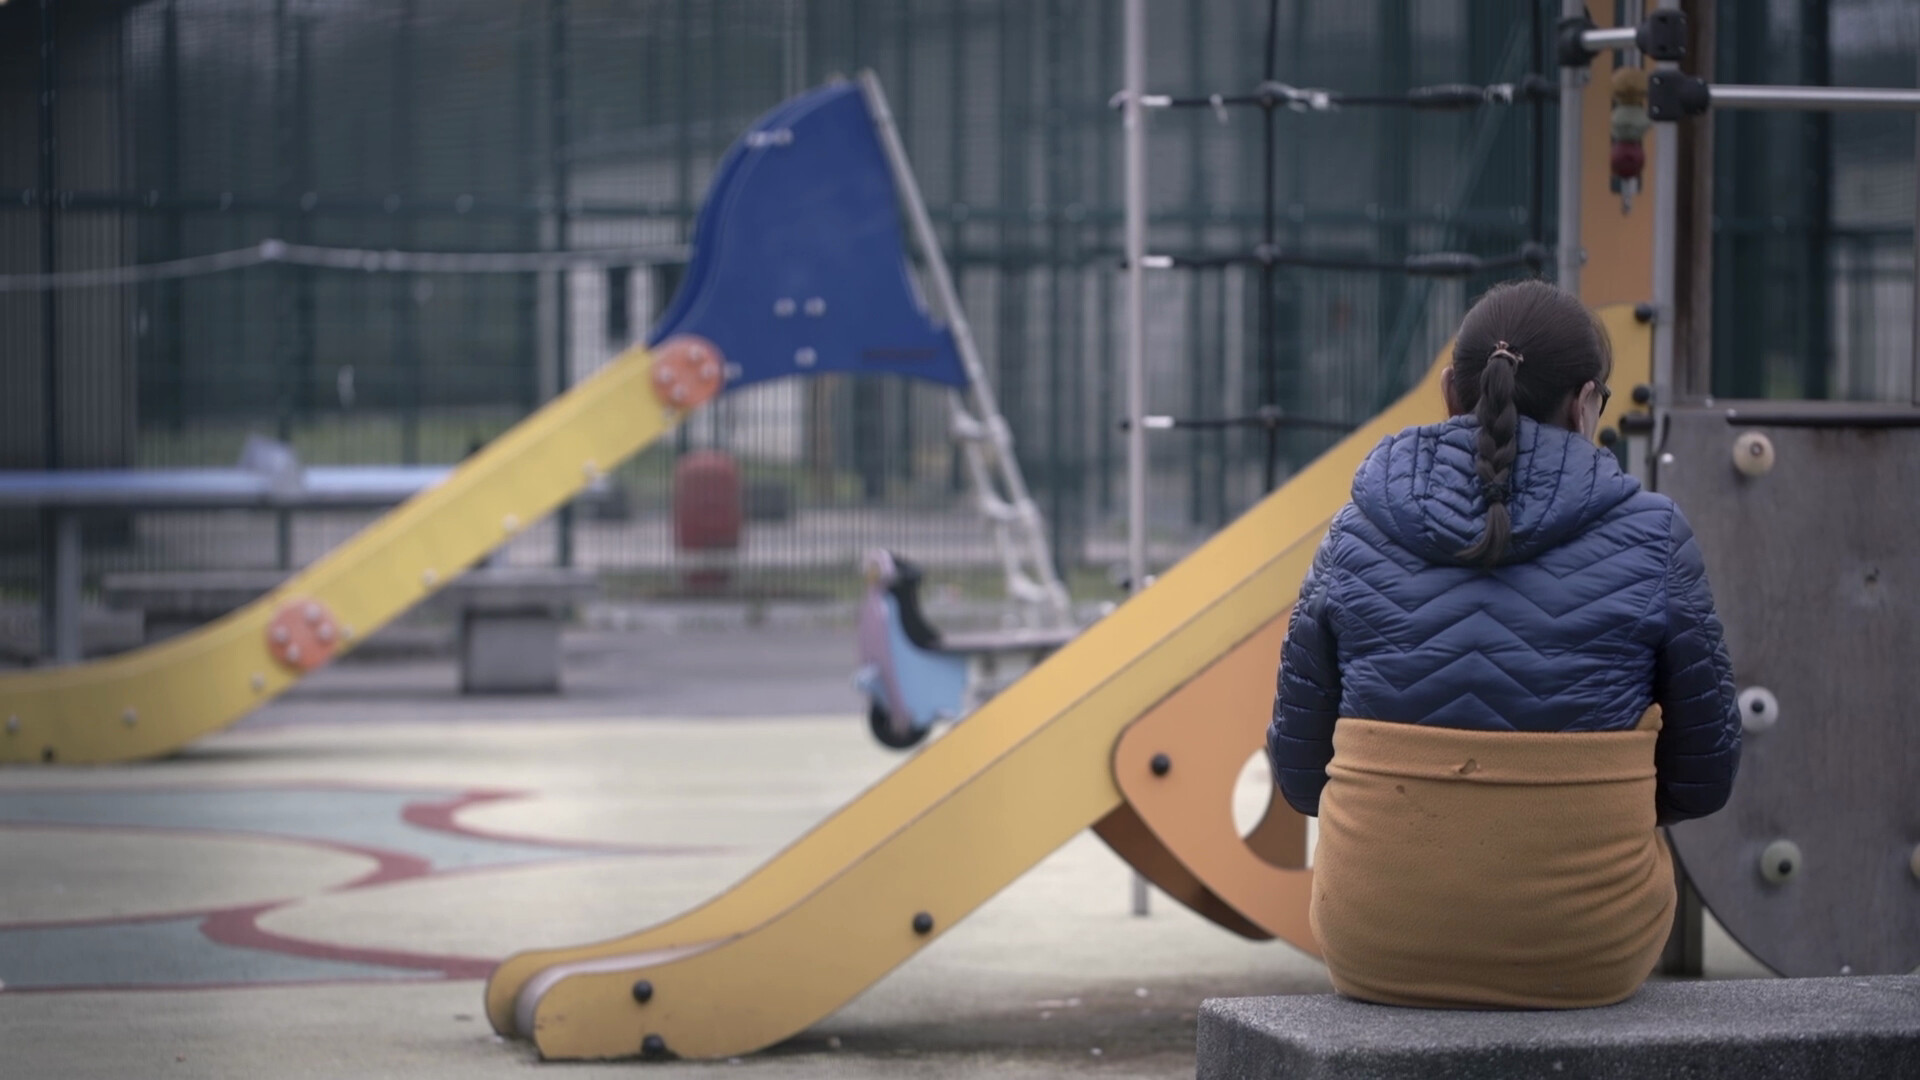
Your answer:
0;343;688;765
487;307;1649;1061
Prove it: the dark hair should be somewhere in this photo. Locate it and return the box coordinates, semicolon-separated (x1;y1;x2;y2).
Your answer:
1450;280;1612;567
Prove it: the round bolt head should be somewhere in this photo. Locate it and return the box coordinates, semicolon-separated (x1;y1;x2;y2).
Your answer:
641;1034;667;1057
316;623;336;643
795;346;818;368
1737;686;1779;733
5;716;18;734
422;569;438;587
773;297;796;317
1150;753;1172;777
122;709;137;727
271;625;290;644
285;644;302;663
250;673;266;692
631;979;654;1004
1732;431;1775;477
671;384;689;404
502;513;520;533
804;297;826;316
1759;839;1802;884
912;911;934;935
304;603;321;623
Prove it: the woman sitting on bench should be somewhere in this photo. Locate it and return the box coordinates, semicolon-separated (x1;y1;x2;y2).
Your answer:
1268;280;1741;1008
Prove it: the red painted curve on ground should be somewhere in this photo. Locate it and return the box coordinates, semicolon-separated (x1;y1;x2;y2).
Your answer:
0;784;731;991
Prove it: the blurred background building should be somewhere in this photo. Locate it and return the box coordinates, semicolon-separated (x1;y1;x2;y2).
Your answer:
1;0;1914;645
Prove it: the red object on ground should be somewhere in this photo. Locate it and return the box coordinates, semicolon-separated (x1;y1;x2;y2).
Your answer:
673;452;742;590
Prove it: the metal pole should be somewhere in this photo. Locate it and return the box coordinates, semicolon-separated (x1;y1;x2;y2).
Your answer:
1913;53;1919;405
1580;26;1639;52
1123;0;1152;920
1528;0;1546;255
551;0;574;569
53;511;80;664
37;0;62;659
1556;0;1586;293
1259;0;1280;492
1706;84;1920;112
1650;0;1681;429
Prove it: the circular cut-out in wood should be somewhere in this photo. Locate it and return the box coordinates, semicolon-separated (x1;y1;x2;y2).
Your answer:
650;335;726;411
266;598;341;672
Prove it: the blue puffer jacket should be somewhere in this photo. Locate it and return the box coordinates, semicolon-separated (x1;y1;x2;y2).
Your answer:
1269;415;1740;826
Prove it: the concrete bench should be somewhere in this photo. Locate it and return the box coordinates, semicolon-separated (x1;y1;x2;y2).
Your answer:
1198;976;1920;1080
101;567;597;694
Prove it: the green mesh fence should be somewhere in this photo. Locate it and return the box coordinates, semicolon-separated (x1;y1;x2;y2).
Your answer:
9;1;1903;655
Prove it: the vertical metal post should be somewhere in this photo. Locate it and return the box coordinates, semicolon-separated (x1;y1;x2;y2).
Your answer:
53;512;81;664
1650;0;1681;427
395;0;420;465
1556;0;1587;294
36;0;62;659
1122;0;1150;920
1528;0;1547;254
551;0;574;567
1911;38;1919;405
1798;0;1832;401
271;0;308;571
1258;0;1281;492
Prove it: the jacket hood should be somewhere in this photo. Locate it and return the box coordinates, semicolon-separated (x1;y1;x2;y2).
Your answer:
1350;414;1642;567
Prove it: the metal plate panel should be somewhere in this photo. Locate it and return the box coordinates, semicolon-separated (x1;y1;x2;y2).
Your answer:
1656;407;1919;976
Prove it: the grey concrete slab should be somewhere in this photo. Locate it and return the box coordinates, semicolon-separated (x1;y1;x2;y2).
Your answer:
1198;976;1920;1080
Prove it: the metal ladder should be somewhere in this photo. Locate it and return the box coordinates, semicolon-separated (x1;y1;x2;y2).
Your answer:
862;72;1073;631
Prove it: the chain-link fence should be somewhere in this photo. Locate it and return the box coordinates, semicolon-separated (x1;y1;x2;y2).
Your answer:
5;0;1911;656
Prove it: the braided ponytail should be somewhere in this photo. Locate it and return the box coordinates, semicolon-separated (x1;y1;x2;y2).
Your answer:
1457;344;1521;566
1447;280;1612;569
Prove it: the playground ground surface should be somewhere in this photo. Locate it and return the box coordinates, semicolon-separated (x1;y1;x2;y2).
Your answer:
0;623;1770;1079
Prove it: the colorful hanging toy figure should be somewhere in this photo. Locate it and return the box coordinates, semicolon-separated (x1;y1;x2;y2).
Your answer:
1610;67;1651;213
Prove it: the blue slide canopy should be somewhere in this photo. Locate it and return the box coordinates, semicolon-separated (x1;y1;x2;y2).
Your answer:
649;82;968;391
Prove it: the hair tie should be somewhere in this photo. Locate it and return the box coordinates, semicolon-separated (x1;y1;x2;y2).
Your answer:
1482;481;1511;503
1490;340;1524;366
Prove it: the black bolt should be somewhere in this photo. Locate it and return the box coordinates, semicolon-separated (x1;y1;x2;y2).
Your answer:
641;1034;667;1057
912;911;934;935
41;746;54;763
1777;860;1794;876
1750;699;1766;714
631;979;653;1004
1150;753;1171;777
1630;384;1653;406
1633;302;1656;324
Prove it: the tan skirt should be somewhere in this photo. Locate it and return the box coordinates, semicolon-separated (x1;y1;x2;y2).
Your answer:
1310;713;1674;1009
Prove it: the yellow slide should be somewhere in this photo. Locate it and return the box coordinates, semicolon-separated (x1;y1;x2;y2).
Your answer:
0;339;712;765
490;307;1650;1061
